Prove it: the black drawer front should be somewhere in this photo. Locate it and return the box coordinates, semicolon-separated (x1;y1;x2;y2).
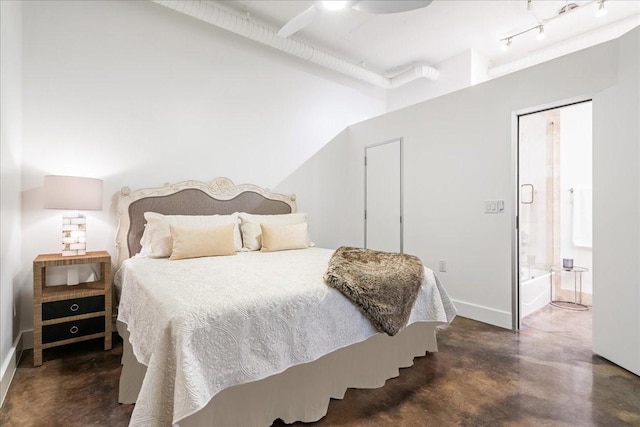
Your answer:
42;295;105;320
42;317;105;344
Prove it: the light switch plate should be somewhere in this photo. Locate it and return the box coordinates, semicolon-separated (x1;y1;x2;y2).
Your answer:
485;200;505;214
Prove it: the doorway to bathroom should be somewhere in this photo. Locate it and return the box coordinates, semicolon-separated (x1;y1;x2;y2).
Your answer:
515;100;593;330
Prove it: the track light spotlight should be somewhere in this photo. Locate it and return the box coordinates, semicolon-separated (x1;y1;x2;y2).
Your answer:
536;25;545;40
501;38;512;51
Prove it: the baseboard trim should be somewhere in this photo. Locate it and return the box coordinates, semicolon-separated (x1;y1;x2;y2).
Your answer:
21;329;33;350
0;332;25;408
451;299;512;330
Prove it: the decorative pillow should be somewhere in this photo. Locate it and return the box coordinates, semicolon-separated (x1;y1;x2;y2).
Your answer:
169;223;236;260
238;212;314;251
139;212;242;257
260;223;309;252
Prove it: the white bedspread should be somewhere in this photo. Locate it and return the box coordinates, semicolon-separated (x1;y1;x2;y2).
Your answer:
116;248;456;427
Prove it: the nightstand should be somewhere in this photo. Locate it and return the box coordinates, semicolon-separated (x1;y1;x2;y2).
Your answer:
33;251;112;366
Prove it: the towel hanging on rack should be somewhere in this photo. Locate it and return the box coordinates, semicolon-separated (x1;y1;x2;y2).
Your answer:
572;187;592;248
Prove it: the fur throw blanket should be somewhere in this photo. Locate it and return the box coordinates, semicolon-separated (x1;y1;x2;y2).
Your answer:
324;246;424;336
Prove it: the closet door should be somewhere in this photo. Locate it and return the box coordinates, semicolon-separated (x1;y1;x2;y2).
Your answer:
365;139;403;253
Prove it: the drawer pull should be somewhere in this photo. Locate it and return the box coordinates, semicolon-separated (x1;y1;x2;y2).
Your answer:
70;303;80;312
70;326;79;334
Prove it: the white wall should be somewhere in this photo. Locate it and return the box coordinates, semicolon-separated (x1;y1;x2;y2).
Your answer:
278;26;639;368
386;49;489;112
274;128;361;249
592;28;640;375
0;0;23;404
18;1;385;337
560;102;593;294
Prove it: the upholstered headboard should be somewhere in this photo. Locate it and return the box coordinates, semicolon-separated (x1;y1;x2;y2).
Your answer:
115;177;296;267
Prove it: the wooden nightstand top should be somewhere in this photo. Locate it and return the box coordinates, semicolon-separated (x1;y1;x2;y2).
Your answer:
34;251;111;266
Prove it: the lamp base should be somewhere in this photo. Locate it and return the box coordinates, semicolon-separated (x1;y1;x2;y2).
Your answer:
61;211;87;256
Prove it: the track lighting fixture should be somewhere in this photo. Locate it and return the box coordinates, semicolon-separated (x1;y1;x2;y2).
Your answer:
499;25;541;51
499;0;610;50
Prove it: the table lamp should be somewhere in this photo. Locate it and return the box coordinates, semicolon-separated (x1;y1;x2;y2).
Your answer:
44;175;103;257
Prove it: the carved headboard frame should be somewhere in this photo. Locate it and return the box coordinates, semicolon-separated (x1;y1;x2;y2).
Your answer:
115;177;297;268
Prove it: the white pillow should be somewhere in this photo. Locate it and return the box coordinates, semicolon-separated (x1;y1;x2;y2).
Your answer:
260;223;309;252
238;212;314;251
139;212;242;257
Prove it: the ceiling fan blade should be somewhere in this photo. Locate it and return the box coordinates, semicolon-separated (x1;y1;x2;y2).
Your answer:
352;0;433;14
277;5;319;38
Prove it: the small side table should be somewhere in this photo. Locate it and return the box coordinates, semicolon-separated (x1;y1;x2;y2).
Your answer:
549;266;589;311
33;251;112;366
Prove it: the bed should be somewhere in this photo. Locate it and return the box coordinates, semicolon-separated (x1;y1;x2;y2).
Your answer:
114;177;456;427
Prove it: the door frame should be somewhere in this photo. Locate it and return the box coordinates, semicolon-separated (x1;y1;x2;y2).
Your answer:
364;137;404;253
511;95;593;331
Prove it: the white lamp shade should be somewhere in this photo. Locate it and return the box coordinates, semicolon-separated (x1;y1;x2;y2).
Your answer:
44;175;104;211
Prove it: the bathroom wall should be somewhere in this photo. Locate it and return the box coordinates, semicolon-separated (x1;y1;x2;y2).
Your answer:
560;102;593;299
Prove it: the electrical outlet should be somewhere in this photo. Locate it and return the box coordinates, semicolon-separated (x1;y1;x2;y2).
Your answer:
439;260;447;272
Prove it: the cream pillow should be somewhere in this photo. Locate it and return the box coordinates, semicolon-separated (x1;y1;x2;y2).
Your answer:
260;223;309;252
140;212;242;257
238;212;314;251
169;223;236;260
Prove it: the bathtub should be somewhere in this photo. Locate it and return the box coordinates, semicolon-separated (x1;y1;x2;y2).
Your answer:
520;268;551;318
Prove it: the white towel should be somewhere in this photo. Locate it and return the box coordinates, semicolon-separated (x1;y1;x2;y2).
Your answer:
572;188;592;248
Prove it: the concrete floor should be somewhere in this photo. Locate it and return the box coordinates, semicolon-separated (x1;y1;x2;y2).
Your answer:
1;305;638;426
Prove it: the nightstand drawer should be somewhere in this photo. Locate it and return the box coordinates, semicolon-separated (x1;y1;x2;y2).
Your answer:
42;295;105;320
42;317;105;344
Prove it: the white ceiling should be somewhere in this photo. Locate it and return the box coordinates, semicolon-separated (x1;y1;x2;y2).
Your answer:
216;0;640;76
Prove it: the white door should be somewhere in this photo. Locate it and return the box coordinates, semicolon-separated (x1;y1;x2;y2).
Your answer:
365;139;402;253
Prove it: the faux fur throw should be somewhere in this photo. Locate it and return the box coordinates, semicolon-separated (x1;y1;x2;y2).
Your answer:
324;246;424;336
